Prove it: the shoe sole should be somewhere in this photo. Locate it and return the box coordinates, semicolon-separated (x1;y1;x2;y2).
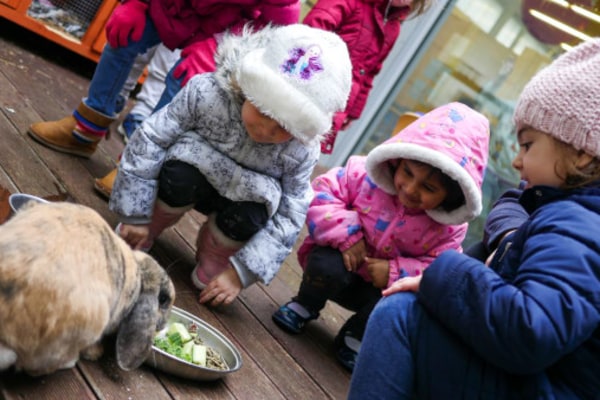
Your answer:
27;129;93;159
93;179;112;200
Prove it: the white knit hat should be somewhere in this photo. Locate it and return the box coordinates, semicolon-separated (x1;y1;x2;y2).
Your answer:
513;38;600;158
234;24;352;144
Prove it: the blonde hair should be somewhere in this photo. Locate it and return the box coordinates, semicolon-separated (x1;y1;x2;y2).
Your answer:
554;140;600;189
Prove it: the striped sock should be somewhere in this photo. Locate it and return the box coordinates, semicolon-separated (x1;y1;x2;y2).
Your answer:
72;109;107;144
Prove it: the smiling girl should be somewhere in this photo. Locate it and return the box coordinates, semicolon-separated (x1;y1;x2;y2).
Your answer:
272;102;490;370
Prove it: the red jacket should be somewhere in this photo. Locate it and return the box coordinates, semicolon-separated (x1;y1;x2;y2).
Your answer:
303;0;410;151
148;0;300;50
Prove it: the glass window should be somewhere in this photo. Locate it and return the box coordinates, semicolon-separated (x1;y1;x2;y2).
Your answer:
305;0;599;247
343;0;600;247
455;0;503;33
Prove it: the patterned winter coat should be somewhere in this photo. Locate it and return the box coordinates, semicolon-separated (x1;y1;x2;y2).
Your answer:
303;0;410;151
298;102;490;287
418;185;600;398
110;28;320;287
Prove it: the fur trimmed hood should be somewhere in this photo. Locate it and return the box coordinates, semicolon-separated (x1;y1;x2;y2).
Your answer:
365;102;490;225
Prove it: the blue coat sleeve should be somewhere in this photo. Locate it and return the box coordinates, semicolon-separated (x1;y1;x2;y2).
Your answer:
418;202;600;374
483;182;528;252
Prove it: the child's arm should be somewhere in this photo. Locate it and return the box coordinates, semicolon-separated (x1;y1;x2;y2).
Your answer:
197;268;242;307
417;203;600;374
303;0;350;31
304;156;369;252
342;239;367;272
118;223;150;251
386;222;468;287
229;145;321;288
110;75;220;221
364;257;389;288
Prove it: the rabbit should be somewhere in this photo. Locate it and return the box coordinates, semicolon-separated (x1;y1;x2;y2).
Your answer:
0;201;175;376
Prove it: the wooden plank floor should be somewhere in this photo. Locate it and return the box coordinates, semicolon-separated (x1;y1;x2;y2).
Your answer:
0;19;352;400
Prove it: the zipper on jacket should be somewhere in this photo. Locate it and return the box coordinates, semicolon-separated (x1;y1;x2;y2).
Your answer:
496;241;512;264
384;0;391;23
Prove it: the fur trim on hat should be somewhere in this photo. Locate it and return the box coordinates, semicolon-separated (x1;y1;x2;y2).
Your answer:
214;24;352;144
366;102;490;225
237;47;332;143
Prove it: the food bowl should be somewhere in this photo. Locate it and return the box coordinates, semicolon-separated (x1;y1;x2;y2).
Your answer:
8;193;49;213
145;306;242;381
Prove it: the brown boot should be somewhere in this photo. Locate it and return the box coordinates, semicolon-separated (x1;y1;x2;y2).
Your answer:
94;167;118;200
28;102;114;158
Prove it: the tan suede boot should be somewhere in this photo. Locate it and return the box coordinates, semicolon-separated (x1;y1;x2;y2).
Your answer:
94;167;118;200
28;102;114;158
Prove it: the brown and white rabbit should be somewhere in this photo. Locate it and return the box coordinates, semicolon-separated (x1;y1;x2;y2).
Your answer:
0;201;175;376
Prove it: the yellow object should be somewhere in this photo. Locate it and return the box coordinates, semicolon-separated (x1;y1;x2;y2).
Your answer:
391;111;422;138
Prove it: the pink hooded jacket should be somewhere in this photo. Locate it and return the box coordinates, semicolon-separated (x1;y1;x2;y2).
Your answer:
297;102;490;287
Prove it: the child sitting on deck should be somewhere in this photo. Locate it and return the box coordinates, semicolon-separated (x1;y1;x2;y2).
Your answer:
273;102;490;370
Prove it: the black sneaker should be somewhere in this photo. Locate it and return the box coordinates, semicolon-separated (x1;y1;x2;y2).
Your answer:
272;302;319;334
334;332;360;372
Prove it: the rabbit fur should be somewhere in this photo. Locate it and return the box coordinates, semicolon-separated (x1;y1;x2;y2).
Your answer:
0;201;175;376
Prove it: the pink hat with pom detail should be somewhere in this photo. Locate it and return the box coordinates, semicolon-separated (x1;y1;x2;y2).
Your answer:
366;102;490;225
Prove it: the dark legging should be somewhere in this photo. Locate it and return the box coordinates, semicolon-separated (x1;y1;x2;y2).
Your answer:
157;160;268;241
295;246;381;340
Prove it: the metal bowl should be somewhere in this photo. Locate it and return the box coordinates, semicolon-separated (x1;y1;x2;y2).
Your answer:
145;306;242;381
8;193;49;213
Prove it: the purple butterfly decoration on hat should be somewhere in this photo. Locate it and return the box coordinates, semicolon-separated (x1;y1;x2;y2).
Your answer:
281;45;324;80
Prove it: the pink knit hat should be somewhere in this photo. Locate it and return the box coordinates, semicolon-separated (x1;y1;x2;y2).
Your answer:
513;38;600;158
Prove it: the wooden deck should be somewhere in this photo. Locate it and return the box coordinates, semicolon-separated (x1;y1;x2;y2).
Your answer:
0;19;352;400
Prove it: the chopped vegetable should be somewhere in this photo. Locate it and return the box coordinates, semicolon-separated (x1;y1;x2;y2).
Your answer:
153;321;228;371
192;344;207;367
167;322;193;344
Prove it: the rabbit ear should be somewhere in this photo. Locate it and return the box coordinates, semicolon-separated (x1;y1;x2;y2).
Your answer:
115;292;159;370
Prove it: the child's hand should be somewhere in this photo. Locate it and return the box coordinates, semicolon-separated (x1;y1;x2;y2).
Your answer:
382;275;422;296
364;257;390;288
342;239;367;272
198;268;242;307
104;0;148;48
118;223;150;251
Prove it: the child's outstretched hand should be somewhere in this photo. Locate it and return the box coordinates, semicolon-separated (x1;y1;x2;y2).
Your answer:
117;223;150;251
364;257;390;288
342;239;367;272
382;275;422;296
104;0;148;48
198;268;242;307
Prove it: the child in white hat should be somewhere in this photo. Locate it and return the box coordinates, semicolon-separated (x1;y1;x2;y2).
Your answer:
109;24;352;306
349;38;600;398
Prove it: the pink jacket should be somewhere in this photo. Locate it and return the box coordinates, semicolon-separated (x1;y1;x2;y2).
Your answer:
303;0;410;151
298;102;490;287
148;0;300;50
